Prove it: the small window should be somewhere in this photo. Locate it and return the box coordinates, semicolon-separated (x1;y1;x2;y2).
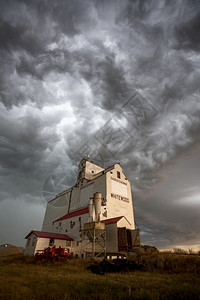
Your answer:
59;222;61;226
117;171;120;179
66;240;71;246
77;241;79;246
32;237;36;246
49;238;54;246
91;170;94;173
70;221;75;228
27;238;31;246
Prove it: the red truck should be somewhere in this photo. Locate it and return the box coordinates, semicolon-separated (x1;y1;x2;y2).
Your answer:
35;246;69;261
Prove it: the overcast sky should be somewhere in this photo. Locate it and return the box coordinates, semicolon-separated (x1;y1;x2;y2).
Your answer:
0;0;200;250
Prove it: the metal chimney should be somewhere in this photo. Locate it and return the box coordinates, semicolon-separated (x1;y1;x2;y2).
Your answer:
93;192;103;222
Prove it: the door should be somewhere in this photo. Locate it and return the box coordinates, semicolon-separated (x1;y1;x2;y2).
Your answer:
118;227;128;251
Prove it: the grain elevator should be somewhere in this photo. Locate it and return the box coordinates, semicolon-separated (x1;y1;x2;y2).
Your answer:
24;157;140;257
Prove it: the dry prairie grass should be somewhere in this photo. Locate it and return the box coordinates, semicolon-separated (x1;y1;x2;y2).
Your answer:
0;253;200;300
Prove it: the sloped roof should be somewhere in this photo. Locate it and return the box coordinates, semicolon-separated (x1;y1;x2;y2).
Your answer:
25;230;73;241
101;216;123;225
54;206;89;222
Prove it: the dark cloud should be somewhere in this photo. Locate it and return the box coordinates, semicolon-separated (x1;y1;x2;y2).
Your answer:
174;9;200;51
135;146;200;248
0;0;200;249
0;20;43;54
87;52;130;110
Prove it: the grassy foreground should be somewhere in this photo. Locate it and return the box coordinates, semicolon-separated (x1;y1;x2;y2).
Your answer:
0;253;200;300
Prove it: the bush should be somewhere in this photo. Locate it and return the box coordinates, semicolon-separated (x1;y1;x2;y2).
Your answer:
131;252;200;274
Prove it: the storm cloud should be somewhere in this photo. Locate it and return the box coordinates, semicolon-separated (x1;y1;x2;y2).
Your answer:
0;0;200;249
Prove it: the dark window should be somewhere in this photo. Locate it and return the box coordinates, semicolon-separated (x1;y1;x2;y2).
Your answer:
117;171;120;179
32;237;36;246
27;238;31;246
49;238;54;246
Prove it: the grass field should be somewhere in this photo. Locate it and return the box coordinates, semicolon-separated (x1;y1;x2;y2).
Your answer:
0;252;200;300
